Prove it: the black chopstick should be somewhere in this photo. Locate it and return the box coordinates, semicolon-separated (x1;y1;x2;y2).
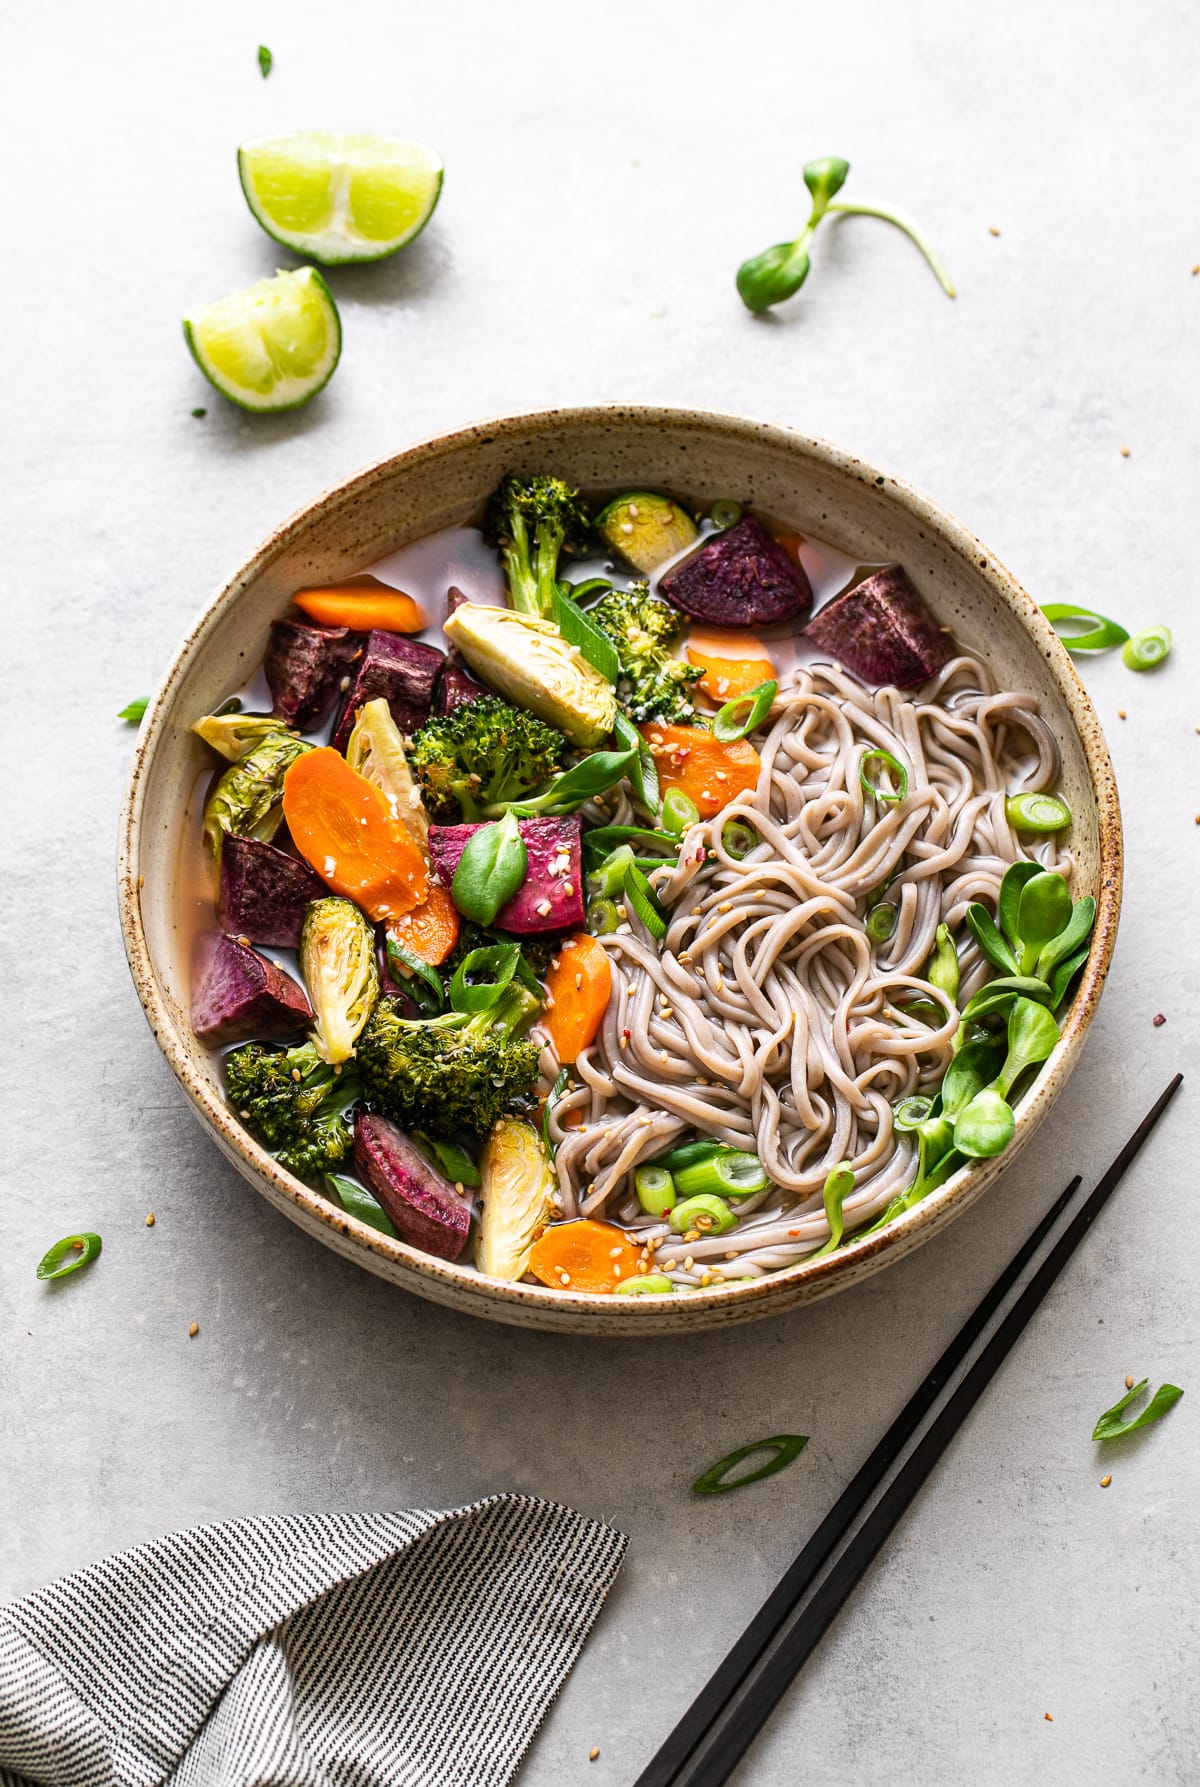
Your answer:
637;1073;1183;1787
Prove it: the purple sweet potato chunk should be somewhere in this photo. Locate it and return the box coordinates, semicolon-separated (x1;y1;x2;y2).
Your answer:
428;816;585;935
330;629;444;751
218;835;327;948
803;565;955;690
191;933;312;1045
659;515;813;627
264;619;358;729
436;661;487;715
354;1112;472;1260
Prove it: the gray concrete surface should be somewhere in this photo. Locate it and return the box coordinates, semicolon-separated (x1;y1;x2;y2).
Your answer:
3;2;1198;1781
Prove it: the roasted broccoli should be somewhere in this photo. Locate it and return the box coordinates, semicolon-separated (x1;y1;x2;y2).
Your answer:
483;472;593;620
408;693;566;821
357;984;542;1138
224;1041;360;1180
589;582;704;723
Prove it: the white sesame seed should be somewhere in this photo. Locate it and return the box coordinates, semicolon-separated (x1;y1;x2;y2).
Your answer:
563;882;575;896
536;899;553;916
323;856;337;875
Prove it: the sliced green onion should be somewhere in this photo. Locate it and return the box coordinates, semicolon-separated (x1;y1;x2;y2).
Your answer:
326;1173;399;1239
563;576;614;606
662;788;701;835
624;862;669;940
587;844;636;899
36;1233;103;1281
866;902;897;943
648;1138;723;1174
581;824;678;866
860;748;909;805
692;1434;808;1495
811;1162;855;1259
634;1163;676;1216
894;1095;936;1132
586;897;621;937
542;1067;570;1159
674;1150;769;1199
615;1273;676;1296
551;585;620;683
721;820;757;860
710;499;743;531
449;943;520;1013
1005;792;1073;834
713;679;778;743
118;697;149;723
1121;625;1172;672
669;1192;738;1235
1041;603;1129;652
613;709;659;811
1092;1378;1184;1441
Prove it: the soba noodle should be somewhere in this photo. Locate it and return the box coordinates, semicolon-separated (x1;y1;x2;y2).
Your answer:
541;656;1069;1286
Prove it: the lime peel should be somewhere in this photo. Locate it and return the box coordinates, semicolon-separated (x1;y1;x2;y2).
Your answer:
238;131;443;265
182;267;341;413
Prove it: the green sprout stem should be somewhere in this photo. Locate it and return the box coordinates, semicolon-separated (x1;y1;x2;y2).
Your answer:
824;199;957;297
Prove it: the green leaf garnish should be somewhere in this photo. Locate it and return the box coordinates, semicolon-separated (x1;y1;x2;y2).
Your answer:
325;1173;397;1239
1092;1378;1183;1441
119;698;149;723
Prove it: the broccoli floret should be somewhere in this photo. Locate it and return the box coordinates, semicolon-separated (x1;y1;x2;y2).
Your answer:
409;694;566;821
589;582;704;723
483;472;593;619
357;984;542;1138
224;1041;360;1180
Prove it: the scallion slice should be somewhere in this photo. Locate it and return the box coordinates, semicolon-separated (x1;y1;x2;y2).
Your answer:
710;499;743;530
552;585;620;683
624;862;669;940
615;1273;675;1296
1005;791;1072;834
674;1150;769;1199
713;679;778;743
649;1137;723;1174
668;1192;737;1235
661;787;701;835
866;902;897;943
692;1433;808;1495
1041;603;1129;652
634;1163;677;1216
449;943;521;1013
36;1233;103;1281
1121;625;1172;672
859;748;909;805
721;820;757;860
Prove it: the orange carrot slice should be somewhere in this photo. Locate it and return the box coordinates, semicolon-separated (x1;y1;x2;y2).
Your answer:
282;746;428;922
293;578;425;634
385;882;461;966
528;1219;646;1292
686;647;777;702
541;933;612;1064
640;721;761;820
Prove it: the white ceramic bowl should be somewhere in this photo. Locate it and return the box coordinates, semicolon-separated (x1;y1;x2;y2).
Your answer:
118;406;1121;1334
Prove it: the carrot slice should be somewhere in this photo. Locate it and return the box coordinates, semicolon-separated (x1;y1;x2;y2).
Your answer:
541;933;612;1064
528;1218;646;1293
640;721;761;820
282;746;428;923
385;882;461;966
686;647;777;702
292;579;425;634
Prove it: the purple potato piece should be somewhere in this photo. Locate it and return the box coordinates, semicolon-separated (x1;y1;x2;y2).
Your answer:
330;629;444;751
192;933;312;1045
803;565;956;689
354;1112;472;1260
659;515;813;627
436;662;488;716
218;835;327;948
264;619;359;729
428;816;584;935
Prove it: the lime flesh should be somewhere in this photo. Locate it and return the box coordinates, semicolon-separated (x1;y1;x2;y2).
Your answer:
238;131;443;265
182;267;341;412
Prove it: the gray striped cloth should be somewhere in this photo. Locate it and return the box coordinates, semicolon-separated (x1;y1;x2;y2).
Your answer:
0;1496;626;1787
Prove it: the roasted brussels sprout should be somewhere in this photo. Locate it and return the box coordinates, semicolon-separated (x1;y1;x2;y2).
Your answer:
345;696;430;850
202;730;312;858
191;711;288;762
595;492;699;575
299;895;380;1064
476;1118;557;1281
443;603;616;748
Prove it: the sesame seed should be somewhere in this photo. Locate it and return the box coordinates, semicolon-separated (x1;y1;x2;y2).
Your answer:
1120;444;1130;458
339;674;351;691
726;1250;739;1260
560;1271;571;1285
589;1748;601;1762
145;1213;155;1227
683;1255;694;1270
324;856;337;875
621;522;634;535
1100;1475;1112;1488
563;882;575;895
660;1006;673;1018
188;1322;199;1338
659;1049;670;1064
989;225;1001;237
1117;708;1127;720
1125;1374;1135;1388
237;934;251;947
661;1257;678;1270
609;1246;623;1258
575;973;583;989
536;899;553;916
715;770;728;781
717;902;732;913
612;1263;622;1276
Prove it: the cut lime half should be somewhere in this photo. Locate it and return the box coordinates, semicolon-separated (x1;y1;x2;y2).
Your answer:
182;267;341;412
238;131;443;266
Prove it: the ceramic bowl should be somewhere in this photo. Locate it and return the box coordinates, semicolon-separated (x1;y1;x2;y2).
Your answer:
118;405;1121;1334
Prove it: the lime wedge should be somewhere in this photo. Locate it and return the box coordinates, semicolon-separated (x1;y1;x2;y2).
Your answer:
182;267;341;412
238;131;443;266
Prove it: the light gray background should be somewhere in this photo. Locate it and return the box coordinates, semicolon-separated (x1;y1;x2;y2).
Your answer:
3;2;1197;1782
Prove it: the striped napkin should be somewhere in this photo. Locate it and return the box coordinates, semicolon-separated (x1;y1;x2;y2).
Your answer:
0;1496;626;1787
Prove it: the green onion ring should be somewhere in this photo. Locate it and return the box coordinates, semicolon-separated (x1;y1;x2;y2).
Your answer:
1121;625;1172;671
713;679;778;743
859;748;909;805
624;862;668;940
1005;792;1072;834
1041;603;1129;652
710;499;743;530
36;1233;103;1281
692;1433;809;1495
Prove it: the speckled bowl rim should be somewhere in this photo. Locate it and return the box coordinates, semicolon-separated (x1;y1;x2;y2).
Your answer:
118;404;1122;1334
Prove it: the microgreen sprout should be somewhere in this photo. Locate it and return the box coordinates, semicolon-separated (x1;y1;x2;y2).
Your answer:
736;155;955;315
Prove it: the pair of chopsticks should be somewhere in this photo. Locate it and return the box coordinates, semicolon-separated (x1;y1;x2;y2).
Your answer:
636;1073;1184;1787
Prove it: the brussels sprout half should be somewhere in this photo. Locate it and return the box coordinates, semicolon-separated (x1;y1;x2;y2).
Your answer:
300;895;380;1065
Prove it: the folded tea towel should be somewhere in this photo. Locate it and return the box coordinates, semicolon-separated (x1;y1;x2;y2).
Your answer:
0;1496;626;1787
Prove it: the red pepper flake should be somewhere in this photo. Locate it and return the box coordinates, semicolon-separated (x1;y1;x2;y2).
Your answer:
1152;1013;1166;1027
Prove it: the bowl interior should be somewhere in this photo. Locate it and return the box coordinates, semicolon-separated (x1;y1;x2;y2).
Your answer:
121;407;1120;1335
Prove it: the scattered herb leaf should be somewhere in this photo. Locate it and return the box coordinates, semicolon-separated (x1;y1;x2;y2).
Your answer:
257;43;273;77
1092;1378;1184;1441
325;1172;398;1239
119;698;149;723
